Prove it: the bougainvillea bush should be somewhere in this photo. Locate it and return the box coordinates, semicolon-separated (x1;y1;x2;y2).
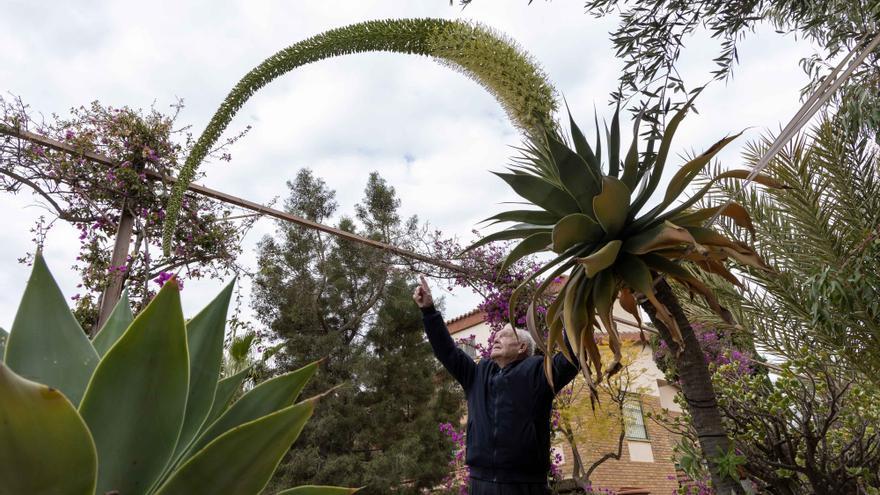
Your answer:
0;95;254;332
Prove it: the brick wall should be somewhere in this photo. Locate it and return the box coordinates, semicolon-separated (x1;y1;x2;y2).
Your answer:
555;395;680;495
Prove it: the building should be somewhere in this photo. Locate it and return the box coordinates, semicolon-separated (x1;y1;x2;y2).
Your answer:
445;300;684;495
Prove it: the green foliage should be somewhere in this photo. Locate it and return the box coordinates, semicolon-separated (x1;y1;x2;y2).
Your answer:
0;253;354;495
163;18;558;254
712;354;880;493
472;102;783;391
255;170;463;494
0;327;6;359
579;0;880;135
688;116;880;382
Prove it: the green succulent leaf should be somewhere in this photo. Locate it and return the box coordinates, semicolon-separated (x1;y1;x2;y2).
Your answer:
92;289;134;357
619;112;643;190
568;111;600;172
547;134;601;215
552;213;604;253
622;222;696;255
664;132;743;205
493;172;581;217
630;98;694;215
0;363;97;495
592;177;631;237
204;366;252;429
154;398;317;495
171;280;236;468
0;327;7;361
576;240;623;278
5;252;98;406
186;359;321;459
464;224;551;254
670;203;755;235
500;232;552;274
276;487;361;495
480;209;561;226
78;279;189;495
608;104;621;178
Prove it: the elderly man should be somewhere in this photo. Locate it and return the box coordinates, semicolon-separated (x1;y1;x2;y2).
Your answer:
413;275;579;495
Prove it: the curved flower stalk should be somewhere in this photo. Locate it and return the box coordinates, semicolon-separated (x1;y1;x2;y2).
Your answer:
163;18;558;254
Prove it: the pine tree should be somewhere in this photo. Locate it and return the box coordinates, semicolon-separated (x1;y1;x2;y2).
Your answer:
254;169;463;494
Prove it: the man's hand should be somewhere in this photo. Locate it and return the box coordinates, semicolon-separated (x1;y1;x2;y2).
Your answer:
412;275;434;309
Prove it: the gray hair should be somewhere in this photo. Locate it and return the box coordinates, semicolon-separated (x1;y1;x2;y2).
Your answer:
507;326;536;357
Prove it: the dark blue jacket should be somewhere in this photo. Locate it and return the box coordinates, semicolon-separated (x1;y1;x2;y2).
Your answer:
422;307;579;483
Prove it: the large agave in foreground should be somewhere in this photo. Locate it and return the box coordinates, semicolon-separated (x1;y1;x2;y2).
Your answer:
0;253;356;495
471;102;785;390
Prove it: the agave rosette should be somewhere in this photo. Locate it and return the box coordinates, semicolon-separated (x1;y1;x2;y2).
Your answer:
468;101;785;389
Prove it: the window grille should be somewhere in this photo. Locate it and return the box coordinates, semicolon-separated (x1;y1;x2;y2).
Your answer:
623;394;648;440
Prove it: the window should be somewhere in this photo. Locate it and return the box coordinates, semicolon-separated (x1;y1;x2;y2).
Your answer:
623;394;648;440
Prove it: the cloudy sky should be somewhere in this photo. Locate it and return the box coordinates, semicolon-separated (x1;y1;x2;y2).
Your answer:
0;1;818;328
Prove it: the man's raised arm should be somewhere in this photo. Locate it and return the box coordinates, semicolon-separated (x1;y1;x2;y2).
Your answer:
413;275;476;391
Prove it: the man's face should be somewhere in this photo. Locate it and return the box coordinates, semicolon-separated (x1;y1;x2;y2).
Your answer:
490;325;526;363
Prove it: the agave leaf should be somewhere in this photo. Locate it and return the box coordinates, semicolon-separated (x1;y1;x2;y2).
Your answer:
276;487;361;495
547;135;602;215
662;132;743;206
79;279;189;495
0;363;97;495
186;360;321;459
670;203;755;236
562;269;587;363
592;270;622;376
567;106;601;173
463;224;551;253
630;98;694;215
618;288;644;341
714;246;771;271
171;280;236;468
480;209;561;226
685;226;745;250
204;366;253;429
576;240;623;278
552;213;604;253
500;232;552;274
92;288;135;357
619;112;642;190
544;310;563;389
614;254;684;348
493;172;581;217
641;254;726;316
692;258;743;287
5;252;99;407
656;169;789;224
592;177;631;237
506;244;592;326
608;104;621;178
622;222;696;255
154;398;317;495
525;300;546;356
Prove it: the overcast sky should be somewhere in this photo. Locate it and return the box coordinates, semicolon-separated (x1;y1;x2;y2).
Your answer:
0;1;818;329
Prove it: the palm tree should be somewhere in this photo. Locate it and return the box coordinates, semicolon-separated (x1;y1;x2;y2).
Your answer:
471;102;788;494
682;116;880;383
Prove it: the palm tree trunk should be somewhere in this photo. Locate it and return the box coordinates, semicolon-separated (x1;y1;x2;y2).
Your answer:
640;278;744;495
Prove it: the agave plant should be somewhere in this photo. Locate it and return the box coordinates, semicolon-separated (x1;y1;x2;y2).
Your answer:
0;253;356;495
471;101;783;386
